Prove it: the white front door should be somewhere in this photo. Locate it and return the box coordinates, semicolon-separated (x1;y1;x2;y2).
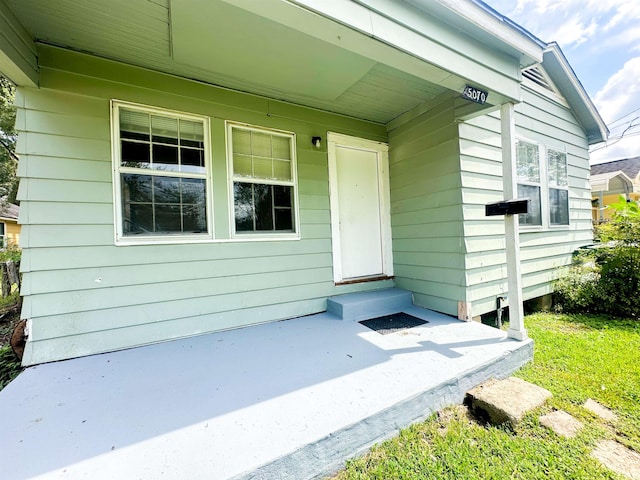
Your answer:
327;133;393;283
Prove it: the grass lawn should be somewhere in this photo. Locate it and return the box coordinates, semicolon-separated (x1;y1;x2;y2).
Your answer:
332;313;640;479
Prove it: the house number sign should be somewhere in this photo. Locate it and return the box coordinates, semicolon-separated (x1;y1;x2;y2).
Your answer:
462;85;488;104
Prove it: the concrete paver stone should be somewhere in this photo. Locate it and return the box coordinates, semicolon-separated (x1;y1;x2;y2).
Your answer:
465;377;552;426
539;410;583;438
592;440;640;480
584;399;618;422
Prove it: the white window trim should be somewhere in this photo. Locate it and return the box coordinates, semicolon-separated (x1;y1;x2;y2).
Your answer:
111;100;214;246
516;137;570;231
225;121;300;241
546;147;570;228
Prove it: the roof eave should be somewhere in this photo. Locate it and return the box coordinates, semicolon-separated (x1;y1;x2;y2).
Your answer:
404;0;544;67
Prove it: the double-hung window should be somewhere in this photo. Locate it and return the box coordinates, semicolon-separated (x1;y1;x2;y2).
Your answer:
516;139;569;228
112;101;211;243
516;140;542;226
227;123;298;238
547;148;569;225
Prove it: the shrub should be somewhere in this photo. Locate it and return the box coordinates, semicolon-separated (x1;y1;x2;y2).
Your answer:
553;251;603;314
0;244;20;263
554;196;640;318
0;345;22;390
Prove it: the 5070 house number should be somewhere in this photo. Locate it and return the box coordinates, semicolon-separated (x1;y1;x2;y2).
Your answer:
462;85;488;104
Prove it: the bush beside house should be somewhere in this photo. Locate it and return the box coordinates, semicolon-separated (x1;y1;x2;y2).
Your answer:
554;196;640;318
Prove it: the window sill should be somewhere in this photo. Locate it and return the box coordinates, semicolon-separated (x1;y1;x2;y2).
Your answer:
518;224;571;233
230;232;301;242
115;233;301;246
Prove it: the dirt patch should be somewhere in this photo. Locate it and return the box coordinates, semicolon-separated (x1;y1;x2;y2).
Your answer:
0;302;21;348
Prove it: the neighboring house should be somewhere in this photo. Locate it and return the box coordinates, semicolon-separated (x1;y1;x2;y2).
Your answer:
0;0;607;366
590;157;640;222
0;202;20;248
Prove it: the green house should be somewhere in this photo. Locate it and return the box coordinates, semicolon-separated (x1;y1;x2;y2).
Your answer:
0;0;607;365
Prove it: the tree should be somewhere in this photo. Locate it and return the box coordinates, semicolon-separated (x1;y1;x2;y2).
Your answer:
0;76;18;205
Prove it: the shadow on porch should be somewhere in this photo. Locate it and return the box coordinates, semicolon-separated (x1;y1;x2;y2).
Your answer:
0;304;532;480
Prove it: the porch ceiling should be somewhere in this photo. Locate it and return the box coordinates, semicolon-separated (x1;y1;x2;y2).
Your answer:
6;0;451;124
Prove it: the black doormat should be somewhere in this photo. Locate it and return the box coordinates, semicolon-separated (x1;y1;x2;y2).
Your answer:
359;312;428;335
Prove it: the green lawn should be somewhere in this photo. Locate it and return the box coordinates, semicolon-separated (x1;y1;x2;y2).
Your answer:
332;313;640;479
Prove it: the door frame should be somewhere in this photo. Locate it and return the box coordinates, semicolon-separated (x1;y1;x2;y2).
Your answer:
327;132;393;283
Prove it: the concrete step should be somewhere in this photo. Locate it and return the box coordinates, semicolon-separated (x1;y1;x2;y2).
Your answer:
464;377;552;426
327;288;413;321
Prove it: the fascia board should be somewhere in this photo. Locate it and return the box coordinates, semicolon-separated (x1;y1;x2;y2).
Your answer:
0;0;38;86
543;43;609;144
404;0;544;66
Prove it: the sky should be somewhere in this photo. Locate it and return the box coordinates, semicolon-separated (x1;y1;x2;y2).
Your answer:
483;0;640;164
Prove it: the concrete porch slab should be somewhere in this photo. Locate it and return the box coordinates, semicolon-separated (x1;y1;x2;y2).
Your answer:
0;306;533;480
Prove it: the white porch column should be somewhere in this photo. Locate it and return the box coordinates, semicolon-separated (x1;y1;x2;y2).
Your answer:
501;103;527;341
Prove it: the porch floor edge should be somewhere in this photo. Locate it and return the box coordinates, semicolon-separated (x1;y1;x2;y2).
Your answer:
233;339;534;480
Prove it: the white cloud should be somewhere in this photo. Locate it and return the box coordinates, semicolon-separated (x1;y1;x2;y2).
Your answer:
590;135;639;163
499;0;640;50
593;57;640;123
591;57;640;162
552;16;598;48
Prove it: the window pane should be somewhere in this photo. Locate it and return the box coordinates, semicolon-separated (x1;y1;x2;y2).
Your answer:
234;182;254;232
181;148;205;174
120;109;149;139
516;141;540;182
152;144;179;170
547;149;567;187
232;129;252;155
123;203;154;234
517;184;542;226
253;157;272;178
180;119;204;147
275;209;293;230
151;115;178;145
182;203;207;232
122;174;152;203
153;176;181;204
549;188;569;225
254;184;274;230
273;160;291;181
233;154;252;177
251;131;272;157
274;185;292;208
121;140;151;168
155;205;182;232
181;178;206;205
272;135;291;160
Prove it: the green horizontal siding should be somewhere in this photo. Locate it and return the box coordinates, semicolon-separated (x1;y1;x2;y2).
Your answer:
389;94;464;317
460;84;594;317
18;46;391;365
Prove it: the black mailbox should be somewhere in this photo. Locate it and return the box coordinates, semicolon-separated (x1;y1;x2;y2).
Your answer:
485;198;529;216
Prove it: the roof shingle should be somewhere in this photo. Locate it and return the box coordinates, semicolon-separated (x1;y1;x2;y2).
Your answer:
591;157;640;179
